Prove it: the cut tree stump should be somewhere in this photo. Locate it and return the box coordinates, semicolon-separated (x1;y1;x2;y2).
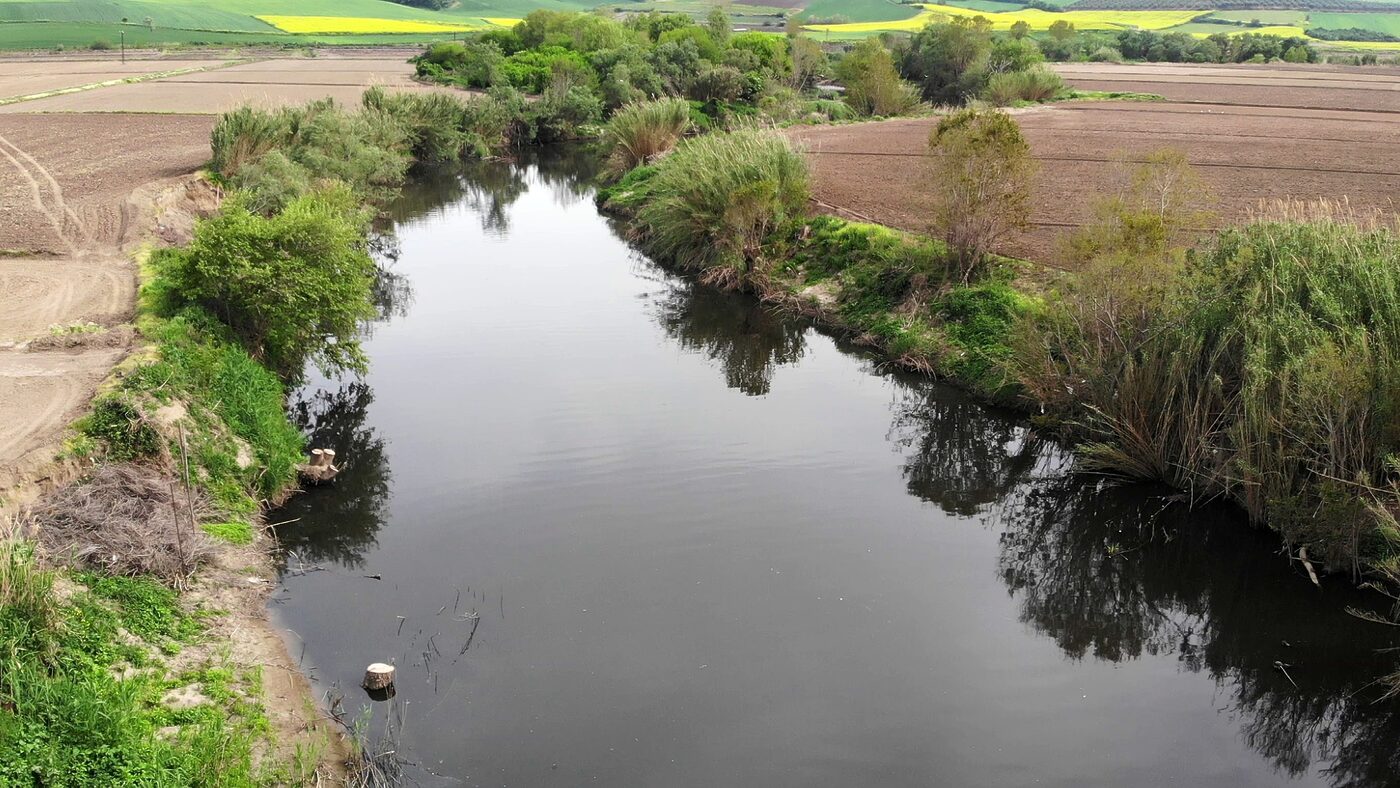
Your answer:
362;663;395;691
297;447;340;484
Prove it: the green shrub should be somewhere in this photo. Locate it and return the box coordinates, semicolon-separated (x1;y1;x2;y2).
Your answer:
151;186;377;381
604;97;691;174
927;108;1036;280
500;45;594;93
80;397;161;461
984;68;1065;106
634;129;809;272
210;106;291;177
837;38;922;117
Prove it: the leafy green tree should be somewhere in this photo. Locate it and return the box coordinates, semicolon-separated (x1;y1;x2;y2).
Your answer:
900;18;993;104
1009;20;1030;39
926;108;1036;279
837;38;920;116
1047;19;1076;41
153;186;378;380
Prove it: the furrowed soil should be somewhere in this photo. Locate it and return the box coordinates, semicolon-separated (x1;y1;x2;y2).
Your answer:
0;56;460;114
791;63;1400;265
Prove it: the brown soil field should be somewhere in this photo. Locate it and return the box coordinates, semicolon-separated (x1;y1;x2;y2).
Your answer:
0;113;215;252
1053;62;1400;112
0;59;235;101
0;256;134;340
793;64;1400;264
0;56;454;114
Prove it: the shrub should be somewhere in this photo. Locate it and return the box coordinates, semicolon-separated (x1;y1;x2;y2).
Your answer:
837;38;922;117
152;186;377;380
210;106;291;176
688;65;746;103
927;108;1036;280
500;45;593;93
81;397;161;461
984;68;1065;106
604;97;691;174
634;129;809;272
1017;203;1400;568
900;18;992;105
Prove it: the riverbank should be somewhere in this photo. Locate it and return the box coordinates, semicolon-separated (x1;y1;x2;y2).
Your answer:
598;124;1400;589
0;179;353;781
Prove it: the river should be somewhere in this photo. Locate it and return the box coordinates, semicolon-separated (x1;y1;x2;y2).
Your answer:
271;147;1400;787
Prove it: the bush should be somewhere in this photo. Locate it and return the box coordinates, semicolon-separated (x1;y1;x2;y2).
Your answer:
688;65;746;103
81;397;161;461
1017;203;1400;568
837;38;922;117
604;97;691;174
927;108;1036;280
210;106;291;177
900;18;992;105
984;68;1065;106
634;129;809;271
151;186;377;381
500;45;594;93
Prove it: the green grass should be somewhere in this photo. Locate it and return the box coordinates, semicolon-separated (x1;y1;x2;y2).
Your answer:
202;521;256;546
1206;10;1308;25
800;0;918;23
0;542;269;786
1309;11;1400;35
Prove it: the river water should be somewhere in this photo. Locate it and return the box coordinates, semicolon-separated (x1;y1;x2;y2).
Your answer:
272;148;1400;787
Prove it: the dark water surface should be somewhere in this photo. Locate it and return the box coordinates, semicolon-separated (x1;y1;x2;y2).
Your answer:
273;149;1400;787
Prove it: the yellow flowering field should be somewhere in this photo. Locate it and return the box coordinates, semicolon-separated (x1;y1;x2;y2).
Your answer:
257;15;482;34
806;4;1199;34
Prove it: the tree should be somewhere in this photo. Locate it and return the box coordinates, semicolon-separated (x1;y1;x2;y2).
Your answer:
153;186;378;380
788;35;829;89
1047;19;1076;41
837;38;919;116
900;18;992;104
926;108;1036;280
1010;20;1030;39
706;5;731;47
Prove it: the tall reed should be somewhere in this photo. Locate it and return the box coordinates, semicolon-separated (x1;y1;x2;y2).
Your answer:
634;129;809;272
604;97;692;174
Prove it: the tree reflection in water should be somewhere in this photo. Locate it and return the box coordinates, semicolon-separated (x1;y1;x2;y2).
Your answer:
891;385;1400;785
655;281;807;397
279;381;391;569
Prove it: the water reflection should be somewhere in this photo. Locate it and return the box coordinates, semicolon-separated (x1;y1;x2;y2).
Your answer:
272;150;1400;787
887;380;1049;516
984;455;1400;783
654;282;807;396
281;380;391;569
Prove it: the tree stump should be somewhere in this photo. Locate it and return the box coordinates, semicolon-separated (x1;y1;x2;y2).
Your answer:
362;663;395;691
297;447;341;484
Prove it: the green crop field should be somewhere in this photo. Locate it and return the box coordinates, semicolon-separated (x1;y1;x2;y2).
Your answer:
1309;11;1400;34
1;0;1400;50
800;0;919;22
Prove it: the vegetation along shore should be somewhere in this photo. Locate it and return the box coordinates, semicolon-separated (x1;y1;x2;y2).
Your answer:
4;4;1400;784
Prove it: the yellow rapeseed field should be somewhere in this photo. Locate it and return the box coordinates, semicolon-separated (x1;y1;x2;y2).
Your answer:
257;15;482;34
483;17;525;28
805;4;1199;33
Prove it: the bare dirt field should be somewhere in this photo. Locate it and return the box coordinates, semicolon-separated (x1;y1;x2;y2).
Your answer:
0;113;215;252
0;59;236;102
792;63;1400;264
1053;62;1400;112
0;56;451;114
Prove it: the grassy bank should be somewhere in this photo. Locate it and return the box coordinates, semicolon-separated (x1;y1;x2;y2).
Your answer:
2;86;525;782
600;122;1400;587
